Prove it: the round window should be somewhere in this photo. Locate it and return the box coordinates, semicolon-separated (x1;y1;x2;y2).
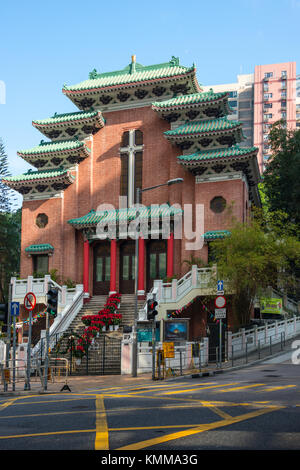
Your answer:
210;197;226;214
36;213;48;228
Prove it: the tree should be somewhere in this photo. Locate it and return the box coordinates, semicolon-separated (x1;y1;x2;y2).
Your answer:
263;121;300;233
0;209;21;303
0;138;12;212
210;210;300;327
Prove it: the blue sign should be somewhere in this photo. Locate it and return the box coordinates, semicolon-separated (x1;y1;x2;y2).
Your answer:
217;280;224;292
10;302;20;317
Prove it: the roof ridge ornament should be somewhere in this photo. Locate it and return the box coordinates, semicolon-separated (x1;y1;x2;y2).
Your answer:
169;56;180;66
89;69;99;79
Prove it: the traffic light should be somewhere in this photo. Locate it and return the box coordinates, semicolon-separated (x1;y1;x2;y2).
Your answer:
47;288;58;316
0;303;8;332
147;298;158;321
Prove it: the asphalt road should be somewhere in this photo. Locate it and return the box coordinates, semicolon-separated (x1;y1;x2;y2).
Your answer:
0;350;299;454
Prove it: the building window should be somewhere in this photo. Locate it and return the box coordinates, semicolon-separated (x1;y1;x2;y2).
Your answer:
264;72;273;79
36;213;48;229
210;196;226;214
228;91;237;98
120;129;143;206
281;71;287;78
229;100;238;108
33;255;49;275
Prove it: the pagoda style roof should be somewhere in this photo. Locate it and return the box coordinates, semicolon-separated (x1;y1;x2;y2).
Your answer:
32;110;105;141
68;204;183;231
17;139;91;169
62;56;201;111
2;168;75;198
25;244;54;254
164;117;244;152
152;90;231;123
178;145;261;206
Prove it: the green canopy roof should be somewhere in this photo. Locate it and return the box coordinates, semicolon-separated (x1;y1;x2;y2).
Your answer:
25;244;54;254
203;230;231;240
68;205;183;229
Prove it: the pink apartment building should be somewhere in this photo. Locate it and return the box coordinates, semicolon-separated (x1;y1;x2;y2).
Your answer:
254;62;297;172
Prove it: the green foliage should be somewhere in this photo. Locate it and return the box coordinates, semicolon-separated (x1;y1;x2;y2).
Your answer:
263;121;300;233
210;209;300;327
0;209;21;302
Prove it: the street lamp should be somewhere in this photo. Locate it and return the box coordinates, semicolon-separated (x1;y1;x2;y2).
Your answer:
131;177;184;377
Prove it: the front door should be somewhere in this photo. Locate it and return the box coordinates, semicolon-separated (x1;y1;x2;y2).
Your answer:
119;241;135;294
146;240;167;291
93;243;110;295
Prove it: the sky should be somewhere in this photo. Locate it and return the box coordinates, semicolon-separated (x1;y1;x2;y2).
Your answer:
0;0;299;207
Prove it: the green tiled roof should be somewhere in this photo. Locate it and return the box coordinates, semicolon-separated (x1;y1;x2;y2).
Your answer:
25;244;54;254
63;58;197;93
203;230;231;240
3;168;72;182
17;139;85;157
178;146;258;163
152;91;228;109
32;110;103;126
68;205;183;228
165;118;242;137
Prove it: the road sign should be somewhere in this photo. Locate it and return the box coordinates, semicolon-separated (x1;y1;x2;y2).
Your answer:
215;295;226;309
24;292;36;311
10;302;19;317
163;342;175;358
217;280;224;293
215;308;226;319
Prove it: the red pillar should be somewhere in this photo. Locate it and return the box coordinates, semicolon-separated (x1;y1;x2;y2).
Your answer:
110;238;117;294
167;232;174;278
138;236;145;295
83;239;90;295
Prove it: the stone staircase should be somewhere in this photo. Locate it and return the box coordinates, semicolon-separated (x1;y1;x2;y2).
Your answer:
51;293;145;375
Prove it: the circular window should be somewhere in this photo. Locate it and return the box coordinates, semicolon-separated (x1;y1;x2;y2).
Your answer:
210;196;226;214
36;213;48;228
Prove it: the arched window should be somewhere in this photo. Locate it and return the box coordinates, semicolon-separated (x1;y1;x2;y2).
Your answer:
120;130;143;205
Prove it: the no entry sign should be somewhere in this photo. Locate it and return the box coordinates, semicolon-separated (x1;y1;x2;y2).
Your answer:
215;295;226;309
24;292;36;311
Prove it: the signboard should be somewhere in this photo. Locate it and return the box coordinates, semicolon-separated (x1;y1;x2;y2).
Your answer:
215;295;226;309
24;292;36;311
215;308;226;319
137;327;160;342
163;342;175;358
260;298;282;315
164;319;189;342
217;280;224;294
10;302;20;317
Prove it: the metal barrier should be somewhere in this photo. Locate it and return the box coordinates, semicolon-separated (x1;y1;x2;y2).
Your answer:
37;357;70;391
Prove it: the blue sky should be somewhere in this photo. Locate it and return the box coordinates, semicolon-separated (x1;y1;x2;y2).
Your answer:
0;0;299;207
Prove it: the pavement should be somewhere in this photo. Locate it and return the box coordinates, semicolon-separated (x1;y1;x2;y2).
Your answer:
1;333;299;397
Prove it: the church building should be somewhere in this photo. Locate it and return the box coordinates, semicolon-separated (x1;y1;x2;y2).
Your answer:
4;56;261;307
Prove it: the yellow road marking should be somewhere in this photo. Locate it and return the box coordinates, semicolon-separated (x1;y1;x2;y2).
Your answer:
95;395;109;450
0;429;94;440
200;401;232;419
218;384;265;392
258;385;296;392
124;382;216;395
116;406;282;450
0;398;18;411
160;382;240;395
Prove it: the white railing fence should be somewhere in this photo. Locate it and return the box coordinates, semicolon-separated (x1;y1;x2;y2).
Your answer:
228;316;300;360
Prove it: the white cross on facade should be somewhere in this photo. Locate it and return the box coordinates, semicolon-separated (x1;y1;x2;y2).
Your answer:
120;130;143;207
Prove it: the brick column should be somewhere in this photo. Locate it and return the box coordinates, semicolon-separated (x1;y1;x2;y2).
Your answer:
83;239;90;296
167;232;174;278
110;238;117;294
138;236;145;296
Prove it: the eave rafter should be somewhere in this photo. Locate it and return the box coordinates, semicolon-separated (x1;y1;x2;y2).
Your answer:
17;139;91;170
32;110;105;141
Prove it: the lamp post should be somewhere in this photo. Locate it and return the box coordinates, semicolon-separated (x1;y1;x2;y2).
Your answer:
131;178;183;377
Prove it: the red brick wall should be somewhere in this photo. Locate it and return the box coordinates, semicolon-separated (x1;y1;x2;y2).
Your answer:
20;105;251;293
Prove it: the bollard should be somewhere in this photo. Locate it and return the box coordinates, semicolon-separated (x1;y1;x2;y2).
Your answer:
245;341;248;364
270;336;272;355
258;340;261;359
232;344;234;367
179;351;183;376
